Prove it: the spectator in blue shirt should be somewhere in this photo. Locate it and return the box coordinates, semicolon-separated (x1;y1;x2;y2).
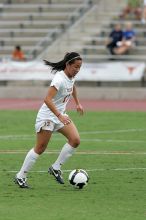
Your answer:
123;25;136;41
114;22;136;55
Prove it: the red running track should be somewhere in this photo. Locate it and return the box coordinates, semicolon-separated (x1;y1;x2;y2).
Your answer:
0;99;146;111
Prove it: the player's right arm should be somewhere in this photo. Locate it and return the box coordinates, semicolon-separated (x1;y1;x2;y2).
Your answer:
44;86;71;125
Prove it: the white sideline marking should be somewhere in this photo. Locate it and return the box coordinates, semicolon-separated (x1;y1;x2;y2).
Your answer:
0;128;145;140
0;136;145;143
0;150;146;155
1;167;146;173
80;128;146;134
81;139;145;143
0;137;145;143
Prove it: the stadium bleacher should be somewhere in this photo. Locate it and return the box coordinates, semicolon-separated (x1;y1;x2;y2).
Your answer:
1;0;145;63
80;17;146;62
27;0;144;64
38;0;127;61
0;0;91;60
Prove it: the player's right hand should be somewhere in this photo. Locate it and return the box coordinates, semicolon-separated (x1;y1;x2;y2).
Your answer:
58;114;71;125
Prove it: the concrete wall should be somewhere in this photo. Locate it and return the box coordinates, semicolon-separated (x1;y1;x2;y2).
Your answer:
0;86;146;100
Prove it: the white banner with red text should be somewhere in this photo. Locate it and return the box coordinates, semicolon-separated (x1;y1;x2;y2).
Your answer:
0;61;145;81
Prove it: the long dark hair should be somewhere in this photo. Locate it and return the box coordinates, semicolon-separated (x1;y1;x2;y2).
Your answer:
44;52;82;73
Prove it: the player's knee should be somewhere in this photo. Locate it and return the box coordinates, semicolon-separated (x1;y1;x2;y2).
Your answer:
34;143;47;155
69;136;80;148
74;139;80;148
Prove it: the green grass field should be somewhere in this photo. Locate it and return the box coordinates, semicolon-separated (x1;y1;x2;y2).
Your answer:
0;110;146;220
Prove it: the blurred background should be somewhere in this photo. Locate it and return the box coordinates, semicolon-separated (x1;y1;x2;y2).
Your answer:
0;0;146;101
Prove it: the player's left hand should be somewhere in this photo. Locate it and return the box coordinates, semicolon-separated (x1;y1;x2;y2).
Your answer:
76;104;84;115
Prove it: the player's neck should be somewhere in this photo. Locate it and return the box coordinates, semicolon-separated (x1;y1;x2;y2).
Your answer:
64;69;73;79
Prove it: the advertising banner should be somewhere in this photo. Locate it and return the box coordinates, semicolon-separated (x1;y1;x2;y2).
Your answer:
0;61;145;81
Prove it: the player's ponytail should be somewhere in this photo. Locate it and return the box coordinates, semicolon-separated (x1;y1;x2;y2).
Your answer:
44;52;82;73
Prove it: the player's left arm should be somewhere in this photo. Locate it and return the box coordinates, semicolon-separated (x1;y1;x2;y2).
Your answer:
72;85;84;115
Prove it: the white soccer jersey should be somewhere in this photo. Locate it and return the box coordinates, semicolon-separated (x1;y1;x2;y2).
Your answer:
36;71;75;124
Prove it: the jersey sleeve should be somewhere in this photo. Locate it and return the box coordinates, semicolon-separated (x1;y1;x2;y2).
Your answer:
50;73;62;91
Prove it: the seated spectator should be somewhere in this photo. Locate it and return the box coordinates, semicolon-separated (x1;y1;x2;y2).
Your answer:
12;45;25;61
141;0;146;23
120;0;141;20
114;22;136;55
106;24;124;55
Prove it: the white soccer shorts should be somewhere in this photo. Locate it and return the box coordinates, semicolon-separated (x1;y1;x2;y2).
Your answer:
35;120;64;133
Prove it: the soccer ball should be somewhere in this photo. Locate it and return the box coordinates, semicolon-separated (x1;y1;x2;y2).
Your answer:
69;169;89;189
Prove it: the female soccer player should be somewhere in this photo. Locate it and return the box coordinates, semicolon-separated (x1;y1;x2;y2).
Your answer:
15;52;84;188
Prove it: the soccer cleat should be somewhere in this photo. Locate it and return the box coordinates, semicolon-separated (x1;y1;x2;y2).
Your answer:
48;166;64;184
14;176;29;188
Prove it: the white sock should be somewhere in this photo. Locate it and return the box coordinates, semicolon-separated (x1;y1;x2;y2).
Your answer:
52;143;75;170
17;148;39;179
